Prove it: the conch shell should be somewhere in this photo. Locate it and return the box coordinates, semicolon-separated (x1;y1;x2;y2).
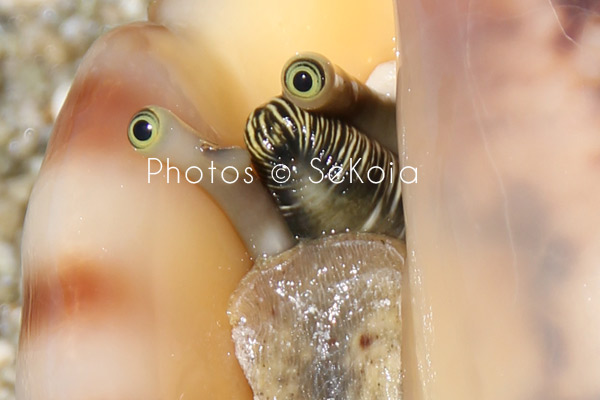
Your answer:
18;0;600;399
17;1;396;399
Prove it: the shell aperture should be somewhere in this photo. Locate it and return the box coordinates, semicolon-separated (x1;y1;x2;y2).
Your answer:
245;97;404;239
126;57;404;400
126;95;405;399
229;60;405;399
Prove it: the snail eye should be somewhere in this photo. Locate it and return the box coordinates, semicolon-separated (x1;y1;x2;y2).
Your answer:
128;109;160;150
284;60;325;99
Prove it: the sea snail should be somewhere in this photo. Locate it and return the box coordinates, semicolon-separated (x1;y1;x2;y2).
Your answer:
127;99;405;398
243;53;402;240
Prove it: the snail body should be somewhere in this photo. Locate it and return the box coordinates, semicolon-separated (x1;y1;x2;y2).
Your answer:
127;96;404;399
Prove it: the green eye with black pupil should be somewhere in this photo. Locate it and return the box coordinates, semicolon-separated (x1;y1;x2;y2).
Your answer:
285;60;324;99
133;119;153;142
128;109;160;150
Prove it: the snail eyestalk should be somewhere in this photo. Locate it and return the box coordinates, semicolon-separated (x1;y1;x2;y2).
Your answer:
281;52;398;154
128;106;296;259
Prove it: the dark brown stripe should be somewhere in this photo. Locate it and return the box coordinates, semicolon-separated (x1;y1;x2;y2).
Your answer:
20;257;139;343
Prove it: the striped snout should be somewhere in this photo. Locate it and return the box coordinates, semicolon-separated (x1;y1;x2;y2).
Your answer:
245;97;404;239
